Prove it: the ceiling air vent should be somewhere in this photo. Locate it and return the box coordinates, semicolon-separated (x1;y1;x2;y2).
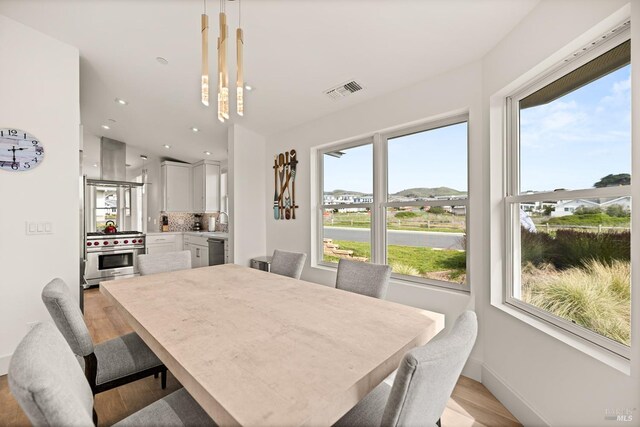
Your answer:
324;80;364;100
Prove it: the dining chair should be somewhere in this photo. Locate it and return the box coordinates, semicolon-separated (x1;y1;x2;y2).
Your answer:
334;311;478;427
41;278;167;395
9;322;214;427
137;250;192;276
270;249;307;279
335;258;392;299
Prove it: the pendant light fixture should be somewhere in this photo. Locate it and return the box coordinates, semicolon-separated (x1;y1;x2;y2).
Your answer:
217;0;229;122
236;0;244;116
201;0;209;106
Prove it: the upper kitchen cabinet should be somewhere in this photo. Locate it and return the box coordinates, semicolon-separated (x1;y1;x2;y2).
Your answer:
161;161;192;212
192;160;220;213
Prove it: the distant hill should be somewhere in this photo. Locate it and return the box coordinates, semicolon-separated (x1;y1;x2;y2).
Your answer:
393;187;466;198
324;189;368;196
324;187;465;198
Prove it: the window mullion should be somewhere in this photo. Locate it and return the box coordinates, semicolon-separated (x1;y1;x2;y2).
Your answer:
372;133;387;265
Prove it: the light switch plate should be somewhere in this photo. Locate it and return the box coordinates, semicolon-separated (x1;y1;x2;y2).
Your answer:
26;222;53;235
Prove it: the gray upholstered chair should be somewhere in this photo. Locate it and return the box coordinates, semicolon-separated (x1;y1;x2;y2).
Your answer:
137;250;192;276
41;278;167;395
335;258;392;299
270;249;307;279
9;322;214;427
334;311;478;427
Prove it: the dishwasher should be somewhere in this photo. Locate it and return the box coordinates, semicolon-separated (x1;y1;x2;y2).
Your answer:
207;238;225;265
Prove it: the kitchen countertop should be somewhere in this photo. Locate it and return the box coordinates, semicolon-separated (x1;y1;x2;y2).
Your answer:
147;231;229;240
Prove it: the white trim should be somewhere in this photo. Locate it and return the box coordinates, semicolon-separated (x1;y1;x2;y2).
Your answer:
503;26;632;359
492;299;630;375
0;353;11;376
461;356;482;382
482;363;551;427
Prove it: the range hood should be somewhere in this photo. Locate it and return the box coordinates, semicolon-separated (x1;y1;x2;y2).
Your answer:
86;137;143;187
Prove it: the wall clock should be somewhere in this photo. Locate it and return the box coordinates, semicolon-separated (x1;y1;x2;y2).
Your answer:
0;128;44;172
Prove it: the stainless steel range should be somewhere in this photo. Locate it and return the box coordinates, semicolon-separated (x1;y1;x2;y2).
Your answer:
84;231;145;288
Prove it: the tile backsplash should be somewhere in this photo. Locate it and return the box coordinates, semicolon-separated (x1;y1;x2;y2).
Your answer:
159;212;225;232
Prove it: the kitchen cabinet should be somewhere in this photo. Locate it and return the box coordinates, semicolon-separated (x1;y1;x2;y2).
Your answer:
192;160;220;213
184;234;209;268
161;161;192;212
146;233;184;255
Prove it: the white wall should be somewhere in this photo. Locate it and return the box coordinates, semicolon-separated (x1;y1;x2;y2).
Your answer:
0;15;80;374
228;124;267;266
484;1;638;426
265;62;484;378
258;1;640;425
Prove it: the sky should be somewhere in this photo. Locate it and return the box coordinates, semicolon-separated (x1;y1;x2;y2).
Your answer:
324;123;468;194
520;64;631;192
324;64;631;195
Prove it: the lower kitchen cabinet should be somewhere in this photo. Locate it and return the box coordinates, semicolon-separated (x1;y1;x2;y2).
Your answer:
146;234;184;255
184;234;210;268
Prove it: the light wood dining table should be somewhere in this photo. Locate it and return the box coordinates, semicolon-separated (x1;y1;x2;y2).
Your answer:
100;264;445;426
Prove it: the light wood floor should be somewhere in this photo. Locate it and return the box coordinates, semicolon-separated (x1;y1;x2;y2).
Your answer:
0;289;521;426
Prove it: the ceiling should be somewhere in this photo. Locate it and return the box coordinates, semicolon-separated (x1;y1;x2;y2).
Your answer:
0;0;539;167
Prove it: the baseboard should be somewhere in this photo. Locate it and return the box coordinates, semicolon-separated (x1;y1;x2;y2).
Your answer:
0;353;11;376
461;356;483;382
482;364;550;426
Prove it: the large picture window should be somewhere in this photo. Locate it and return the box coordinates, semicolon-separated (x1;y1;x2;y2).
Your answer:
505;29;631;357
318;116;468;292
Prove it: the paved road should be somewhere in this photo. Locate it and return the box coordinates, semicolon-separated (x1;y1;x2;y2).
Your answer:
324;227;465;250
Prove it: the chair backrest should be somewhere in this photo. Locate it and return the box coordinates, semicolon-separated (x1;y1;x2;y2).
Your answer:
9;322;94;427
335;259;391;299
270;249;307;279
381;311;478;427
42;278;94;357
137;250;192;276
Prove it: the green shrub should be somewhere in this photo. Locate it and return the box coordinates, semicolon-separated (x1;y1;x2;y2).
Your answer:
554;229;630;268
395;211;418;219
521;228;555;266
546;213;629;226
390;262;420;276
574;206;602;215
428;206;446;214
605;204;630;218
523;260;630;345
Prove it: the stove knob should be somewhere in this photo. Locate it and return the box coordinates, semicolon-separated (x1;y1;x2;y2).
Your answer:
113;241;119;244
86;242;91;246
131;239;136;243
93;242;99;246
103;241;109;245
124;240;129;244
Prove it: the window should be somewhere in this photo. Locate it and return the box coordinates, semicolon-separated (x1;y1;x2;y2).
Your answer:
318;116;468;292
505;29;631;357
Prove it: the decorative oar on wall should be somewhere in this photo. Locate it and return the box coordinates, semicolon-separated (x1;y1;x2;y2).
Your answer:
272;149;298;220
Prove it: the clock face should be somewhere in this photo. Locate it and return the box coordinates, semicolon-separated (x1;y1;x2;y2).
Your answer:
0;128;44;172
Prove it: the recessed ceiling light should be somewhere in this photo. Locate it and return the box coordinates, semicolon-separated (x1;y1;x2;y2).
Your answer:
191;127;200;132
156;56;169;65
244;84;253;91
101;124;110;130
115;98;128;106
93;163;99;168
204;151;211;155
140;155;148;160
163;144;171;149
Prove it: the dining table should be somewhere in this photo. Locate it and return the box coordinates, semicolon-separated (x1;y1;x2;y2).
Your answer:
100;264;445;426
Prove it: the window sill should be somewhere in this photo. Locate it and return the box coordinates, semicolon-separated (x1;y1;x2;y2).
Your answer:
491;300;631;375
311;262;471;295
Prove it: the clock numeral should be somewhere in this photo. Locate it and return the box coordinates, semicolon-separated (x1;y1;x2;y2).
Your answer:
36;148;43;155
23;162;30;169
8;129;17;136
32;140;39;145
33;157;38;163
11;162;18;170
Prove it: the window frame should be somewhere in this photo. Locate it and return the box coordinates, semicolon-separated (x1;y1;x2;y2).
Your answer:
504;27;631;359
316;114;470;293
